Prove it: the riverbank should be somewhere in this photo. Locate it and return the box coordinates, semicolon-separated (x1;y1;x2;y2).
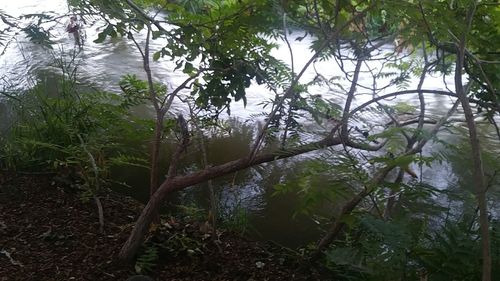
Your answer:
0;173;326;280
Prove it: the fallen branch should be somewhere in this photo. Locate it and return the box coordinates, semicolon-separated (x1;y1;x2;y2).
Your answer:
0;249;23;267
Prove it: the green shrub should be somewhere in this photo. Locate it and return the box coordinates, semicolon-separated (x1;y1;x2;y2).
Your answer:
0;74;150;196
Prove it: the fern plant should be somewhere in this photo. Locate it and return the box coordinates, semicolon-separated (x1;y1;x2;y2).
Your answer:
135;245;159;274
0;73;150;197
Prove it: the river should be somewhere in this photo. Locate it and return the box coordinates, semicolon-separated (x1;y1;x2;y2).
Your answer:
1;0;499;247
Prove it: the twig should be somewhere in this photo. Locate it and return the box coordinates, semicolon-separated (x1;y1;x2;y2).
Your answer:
0;249;23;267
77;134;104;234
248;4;375;161
188;101;221;252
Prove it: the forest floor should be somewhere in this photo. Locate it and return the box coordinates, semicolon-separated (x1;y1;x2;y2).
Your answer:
0;173;328;281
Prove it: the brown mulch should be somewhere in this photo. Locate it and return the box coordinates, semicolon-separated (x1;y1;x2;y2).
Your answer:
0;173;328;281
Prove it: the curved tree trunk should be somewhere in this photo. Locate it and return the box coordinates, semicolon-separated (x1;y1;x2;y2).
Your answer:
118;136;342;261
310;188;370;261
452;5;491;278
118;181;174;261
455;41;491;281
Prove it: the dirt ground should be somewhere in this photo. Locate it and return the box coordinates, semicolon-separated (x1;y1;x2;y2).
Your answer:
0;173;328;280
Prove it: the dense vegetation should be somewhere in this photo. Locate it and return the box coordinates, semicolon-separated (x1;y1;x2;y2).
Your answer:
1;0;499;280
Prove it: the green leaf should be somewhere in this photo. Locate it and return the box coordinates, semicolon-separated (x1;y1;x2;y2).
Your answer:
153;51;161;61
183;62;195;74
152;30;162;39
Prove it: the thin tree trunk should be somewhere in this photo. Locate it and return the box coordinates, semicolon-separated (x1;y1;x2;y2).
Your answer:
455;37;491;281
310;188;370;261
77;134;105;233
453;4;491;279
310;167;392;261
149;115;164;197
196;121;218;237
149;115;164;224
93;195;104;233
383;168;405;219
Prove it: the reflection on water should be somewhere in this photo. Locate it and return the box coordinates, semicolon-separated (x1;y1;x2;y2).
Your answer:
1;0;499;248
